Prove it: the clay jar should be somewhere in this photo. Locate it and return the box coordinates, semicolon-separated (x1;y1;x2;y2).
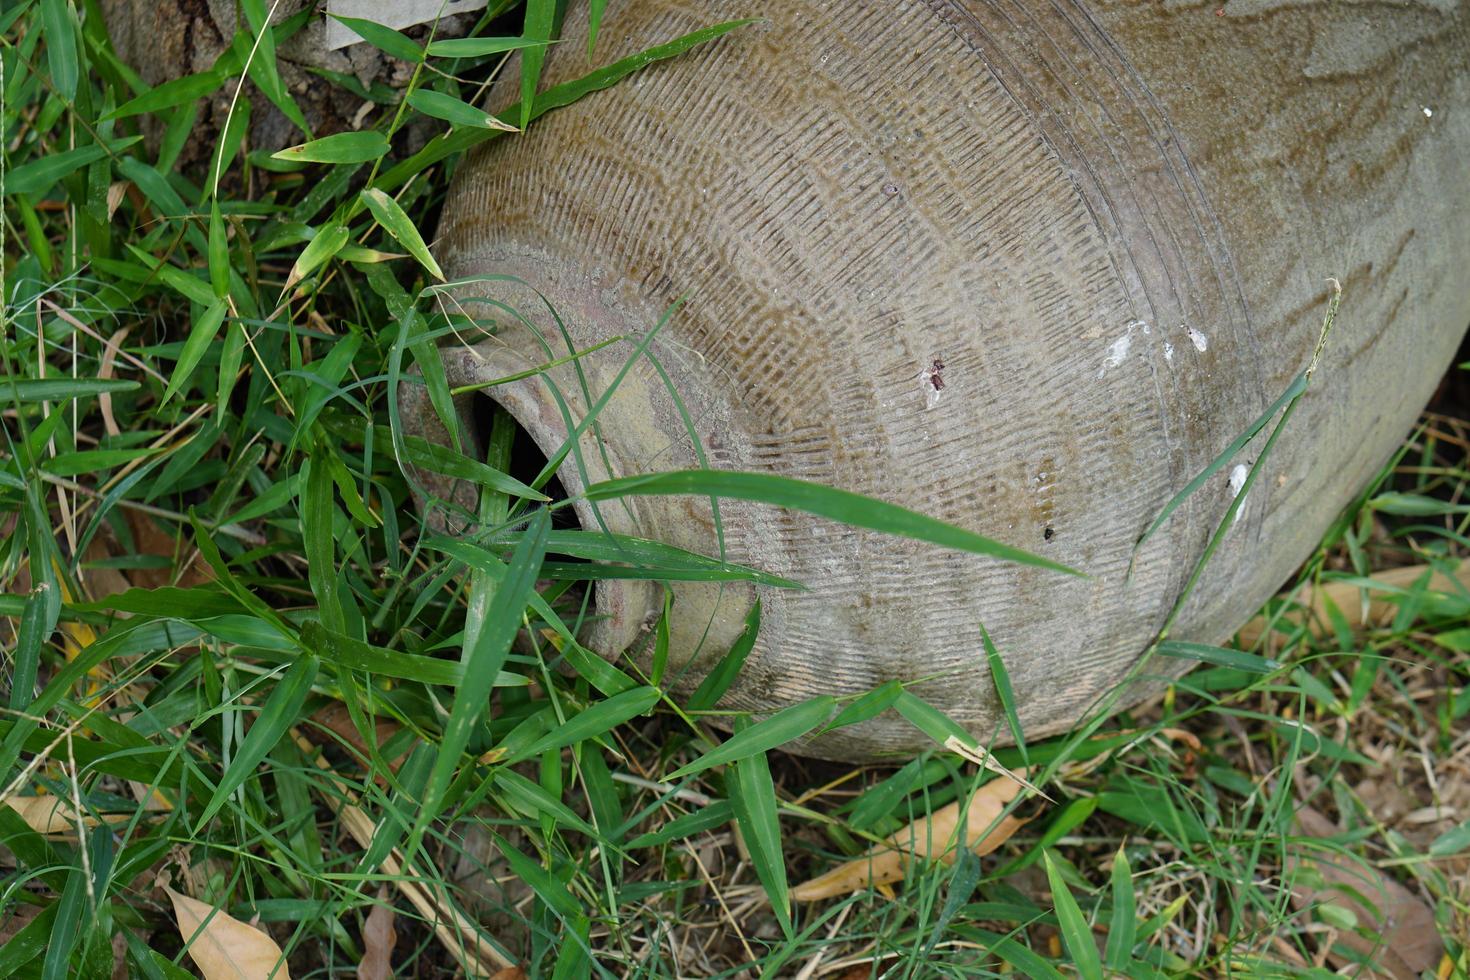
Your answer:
403;1;1470;760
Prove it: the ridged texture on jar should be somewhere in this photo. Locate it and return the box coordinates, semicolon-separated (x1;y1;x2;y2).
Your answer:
419;0;1470;760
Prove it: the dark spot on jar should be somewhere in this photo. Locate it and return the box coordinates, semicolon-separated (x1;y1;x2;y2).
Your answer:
1043;526;1055;541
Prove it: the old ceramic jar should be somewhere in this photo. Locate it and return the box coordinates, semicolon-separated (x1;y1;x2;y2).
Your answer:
404;0;1470;759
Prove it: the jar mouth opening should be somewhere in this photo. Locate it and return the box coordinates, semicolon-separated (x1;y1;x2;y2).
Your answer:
457;345;654;658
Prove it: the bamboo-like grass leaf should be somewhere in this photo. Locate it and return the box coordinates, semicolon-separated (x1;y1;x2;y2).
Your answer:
727;721;791;937
587;0;608;53
424;35;551;59
3;378;139;403
416;509;550;841
272;131;390;164
982;624;1028;764
519;0;556;130
486;531;798;588
493;769;598;837
108;71;225;119
585;470;1082;575
208;201;230;298
8;590;47;713
0;903;58;974
651;590;672;685
302;455;345;634
826;679;904;732
299;621;524;687
328;14;423;62
401;436;548;501
667;696;834;780
508;686;661;764
284;225;349;293
1134;369;1308;552
359;188;445;281
893;690;971;748
993;797;1098;877
625;800;734;849
195;655;319;830
1104;845;1136;970
1429;819;1470;857
924;849;982;957
6;138;140;196
40;865;85;980
1043;850;1103;980
1157;640;1280;674
406;90;517;132
372;20;755;196
494;834;582;920
686;600;761;711
41;0;78;100
160;298;228;405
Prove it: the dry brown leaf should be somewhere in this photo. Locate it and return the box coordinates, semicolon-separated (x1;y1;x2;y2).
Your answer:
123;510;213;589
1238;562;1470;646
489;968;528;980
105;181;129;220
166;886;291;980
356;887;397;980
3;794;135;836
308;702;410;774
1288;806;1443;979
792;777;1028;901
97;326;131;438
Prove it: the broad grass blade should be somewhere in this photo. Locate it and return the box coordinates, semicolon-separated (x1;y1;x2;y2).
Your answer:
982;624;1027;765
1043;850;1103;980
272;131;389;164
406;90;516;132
586;470;1081;575
685;600;760;711
727;720;791;937
196;655;320;830
666;696;835;780
4;378;139;402
507;686;661;763
1134;370;1307;552
359;188;445;281
1157;640;1280;673
1104;845;1136;970
519;0;556;130
161;298;228;405
329;15;423;62
418;509;550;835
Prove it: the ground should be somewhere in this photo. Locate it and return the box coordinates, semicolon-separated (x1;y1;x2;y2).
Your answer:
1;2;1467;978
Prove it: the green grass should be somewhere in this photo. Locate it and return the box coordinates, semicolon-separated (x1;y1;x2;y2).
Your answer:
2;2;1469;978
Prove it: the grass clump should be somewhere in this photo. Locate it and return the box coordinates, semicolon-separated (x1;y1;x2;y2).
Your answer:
1;2;1468;978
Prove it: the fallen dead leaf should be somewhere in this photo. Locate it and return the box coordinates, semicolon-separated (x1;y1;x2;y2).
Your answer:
123;510;213;589
166;886;291;980
489;969;528;980
1288;806;1443;979
792;776;1029;901
3;794;139;836
105;181;129;220
356;887;397;980
308;702;410;775
97;326;130;439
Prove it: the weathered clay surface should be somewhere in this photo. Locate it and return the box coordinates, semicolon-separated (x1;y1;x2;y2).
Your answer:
413;0;1470;760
